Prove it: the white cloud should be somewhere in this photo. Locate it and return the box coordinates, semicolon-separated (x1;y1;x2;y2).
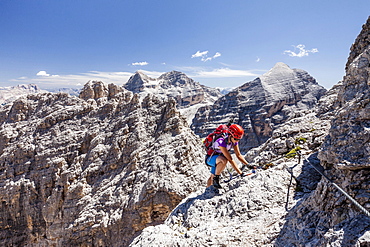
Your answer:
37;71;50;77
284;44;318;57
192;50;221;62
191;68;259;78
213;52;221;59
256;57;261;62
132;61;149;66
191;51;208;58
12;71;135;88
36;71;60;77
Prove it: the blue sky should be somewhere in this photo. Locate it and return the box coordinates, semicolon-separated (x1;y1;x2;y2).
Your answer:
1;0;369;90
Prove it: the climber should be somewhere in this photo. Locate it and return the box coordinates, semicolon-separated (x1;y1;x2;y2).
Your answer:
205;124;251;189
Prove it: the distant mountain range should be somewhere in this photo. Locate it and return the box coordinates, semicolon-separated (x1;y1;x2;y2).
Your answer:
2;64;329;155
47;87;81;97
216;86;235;95
0;84;47;105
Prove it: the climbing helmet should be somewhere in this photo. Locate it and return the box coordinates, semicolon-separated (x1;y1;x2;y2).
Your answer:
228;124;244;140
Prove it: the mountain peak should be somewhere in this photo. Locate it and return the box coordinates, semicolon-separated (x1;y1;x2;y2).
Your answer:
158;70;189;82
272;62;290;69
125;71;156;92
134;70;154;82
192;62;327;150
15;84;40;91
260;62;294;82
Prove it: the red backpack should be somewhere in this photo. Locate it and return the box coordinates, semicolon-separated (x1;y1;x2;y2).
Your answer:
203;124;229;155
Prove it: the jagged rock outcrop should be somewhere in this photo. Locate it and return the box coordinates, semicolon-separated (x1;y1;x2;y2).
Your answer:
0;84;47;105
0;81;208;246
191;62;327;153
245;82;343;168
129;87;333;246
273;17;370;246
130;160;323;247
124;71;223;124
319;16;370;169
130;17;370;247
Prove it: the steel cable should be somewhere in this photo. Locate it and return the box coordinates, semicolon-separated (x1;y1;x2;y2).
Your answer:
300;151;370;218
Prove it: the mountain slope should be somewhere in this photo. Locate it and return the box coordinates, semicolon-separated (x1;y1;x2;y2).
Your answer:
124;71;223;124
319;16;370;168
130;166;305;247
275;16;370;246
0;81;208;246
130;17;370;247
191;62;327;152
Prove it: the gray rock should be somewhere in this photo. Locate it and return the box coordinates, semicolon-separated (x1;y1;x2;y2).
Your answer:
191;62;327;153
0;81;208;246
130;165;303;247
319;16;370;169
130;17;370;247
275;16;370;247
124;71;223;125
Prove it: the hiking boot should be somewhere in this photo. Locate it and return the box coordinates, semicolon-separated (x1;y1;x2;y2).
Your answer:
213;175;222;189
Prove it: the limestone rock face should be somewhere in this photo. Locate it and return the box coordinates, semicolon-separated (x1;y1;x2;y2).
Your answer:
130;17;370;247
0;81;208;246
191;62;327;152
245;81;343;168
130;160;324;247
124;71;223;125
319;16;370;169
274;17;370;246
129;76;369;247
124;71;222;108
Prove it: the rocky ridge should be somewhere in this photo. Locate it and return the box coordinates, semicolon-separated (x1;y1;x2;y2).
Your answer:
130;17;370;247
129;98;332;247
124;71;223;125
191;62;327;153
0;81;208;246
130;164;309;247
48;87;81;97
275;15;370;246
319;16;370;169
